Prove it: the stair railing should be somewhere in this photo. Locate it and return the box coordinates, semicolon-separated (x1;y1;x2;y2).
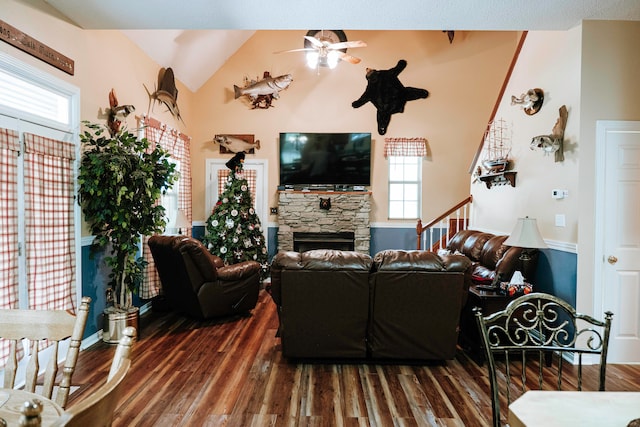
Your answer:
416;195;473;250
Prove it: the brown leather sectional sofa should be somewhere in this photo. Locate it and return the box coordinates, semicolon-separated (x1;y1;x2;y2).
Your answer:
442;229;528;286
268;248;471;361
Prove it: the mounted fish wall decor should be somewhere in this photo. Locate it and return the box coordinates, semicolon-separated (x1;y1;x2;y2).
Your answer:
233;71;293;109
144;67;183;123
530;105;568;162
213;134;261;154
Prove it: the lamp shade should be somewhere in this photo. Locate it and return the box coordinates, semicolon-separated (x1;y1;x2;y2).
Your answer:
504;217;547;249
174;209;190;230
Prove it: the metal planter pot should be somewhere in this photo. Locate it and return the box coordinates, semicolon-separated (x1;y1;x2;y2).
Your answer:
103;306;139;344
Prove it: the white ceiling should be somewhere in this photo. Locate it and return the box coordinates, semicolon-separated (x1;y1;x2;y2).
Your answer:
39;0;640;91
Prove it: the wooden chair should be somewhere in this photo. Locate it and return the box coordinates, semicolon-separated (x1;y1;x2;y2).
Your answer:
51;326;136;427
475;292;613;427
0;296;91;408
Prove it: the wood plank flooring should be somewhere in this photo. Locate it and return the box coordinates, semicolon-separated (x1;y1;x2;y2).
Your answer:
67;290;640;426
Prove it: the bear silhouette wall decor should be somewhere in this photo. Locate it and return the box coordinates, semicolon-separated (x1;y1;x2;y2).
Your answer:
352;60;429;135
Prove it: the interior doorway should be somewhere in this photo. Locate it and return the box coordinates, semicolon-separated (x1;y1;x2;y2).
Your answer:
595;120;640;363
205;158;268;241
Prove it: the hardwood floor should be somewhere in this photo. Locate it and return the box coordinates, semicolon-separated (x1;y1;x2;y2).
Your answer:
67;290;640;426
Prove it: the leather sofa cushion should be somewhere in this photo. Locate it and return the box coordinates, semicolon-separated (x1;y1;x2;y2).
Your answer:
479;235;509;270
275;249;373;271
373;250;471;273
177;237;219;284
448;229;493;261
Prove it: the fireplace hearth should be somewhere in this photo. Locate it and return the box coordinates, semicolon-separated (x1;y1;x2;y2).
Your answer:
293;232;355;252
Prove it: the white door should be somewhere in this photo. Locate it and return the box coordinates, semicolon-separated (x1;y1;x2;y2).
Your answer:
205;159;268;238
596;121;640;363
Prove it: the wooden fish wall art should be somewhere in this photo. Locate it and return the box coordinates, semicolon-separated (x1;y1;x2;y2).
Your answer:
234;71;293;109
213;134;261;154
144;67;183;123
530;105;568;162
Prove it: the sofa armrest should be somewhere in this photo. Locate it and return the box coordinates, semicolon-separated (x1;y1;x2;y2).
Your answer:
217;260;261;281
440;253;472;272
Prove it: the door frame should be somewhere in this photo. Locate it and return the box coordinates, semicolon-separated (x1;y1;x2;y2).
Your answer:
205;158;268;239
594;120;640;363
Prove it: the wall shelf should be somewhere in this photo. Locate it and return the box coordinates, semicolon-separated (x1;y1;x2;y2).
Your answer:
478;171;517;189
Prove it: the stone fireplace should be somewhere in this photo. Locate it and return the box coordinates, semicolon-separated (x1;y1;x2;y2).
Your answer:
277;191;371;254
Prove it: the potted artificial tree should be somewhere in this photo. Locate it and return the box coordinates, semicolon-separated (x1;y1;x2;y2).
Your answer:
78;121;178;343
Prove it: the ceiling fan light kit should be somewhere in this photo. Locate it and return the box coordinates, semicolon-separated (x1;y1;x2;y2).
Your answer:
277;30;367;71
307;49;340;69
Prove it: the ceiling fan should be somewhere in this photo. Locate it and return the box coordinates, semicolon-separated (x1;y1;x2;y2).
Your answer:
276;30;367;69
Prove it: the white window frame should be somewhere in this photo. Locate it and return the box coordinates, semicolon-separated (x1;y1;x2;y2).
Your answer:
0;51;80;384
388;155;422;220
205;159;268;240
0;51;81;307
161;159;181;234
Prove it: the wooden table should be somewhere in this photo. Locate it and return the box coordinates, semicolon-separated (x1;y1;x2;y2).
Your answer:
0;388;62;425
508;390;640;427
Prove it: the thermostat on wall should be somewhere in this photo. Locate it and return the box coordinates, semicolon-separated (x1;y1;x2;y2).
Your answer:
552;189;568;199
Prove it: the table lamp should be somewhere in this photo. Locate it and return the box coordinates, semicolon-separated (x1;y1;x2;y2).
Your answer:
174;209;190;236
503;216;547;282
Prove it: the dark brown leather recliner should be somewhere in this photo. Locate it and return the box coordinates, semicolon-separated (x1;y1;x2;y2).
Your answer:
269;249;373;359
369;250;472;360
147;235;261;320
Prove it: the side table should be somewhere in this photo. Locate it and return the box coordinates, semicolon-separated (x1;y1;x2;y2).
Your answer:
458;284;515;364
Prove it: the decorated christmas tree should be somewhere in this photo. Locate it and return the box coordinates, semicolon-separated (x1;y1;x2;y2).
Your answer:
202;152;269;277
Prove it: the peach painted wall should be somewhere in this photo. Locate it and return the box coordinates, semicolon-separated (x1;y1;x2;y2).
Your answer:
2;0;195;237
470;29;582;243
189;30;521;225
3;1;521;231
469;21;640;317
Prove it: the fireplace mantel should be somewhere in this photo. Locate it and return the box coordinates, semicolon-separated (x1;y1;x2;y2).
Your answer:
277;191;371;254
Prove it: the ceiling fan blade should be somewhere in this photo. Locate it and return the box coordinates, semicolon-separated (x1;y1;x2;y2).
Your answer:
304;36;325;48
274;48;315;54
337;52;361;64
329;40;367;50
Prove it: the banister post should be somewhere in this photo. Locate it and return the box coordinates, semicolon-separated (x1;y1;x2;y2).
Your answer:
416;219;423;250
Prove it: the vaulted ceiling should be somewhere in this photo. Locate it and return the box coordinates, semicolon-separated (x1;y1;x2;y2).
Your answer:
36;0;640;92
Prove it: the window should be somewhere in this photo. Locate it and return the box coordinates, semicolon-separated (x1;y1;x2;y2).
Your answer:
0;52;80;369
388;156;421;219
139;116;192;300
160;159;180;233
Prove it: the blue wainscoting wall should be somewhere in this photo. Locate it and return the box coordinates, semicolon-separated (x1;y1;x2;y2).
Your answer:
532;249;577;306
81;243;109;339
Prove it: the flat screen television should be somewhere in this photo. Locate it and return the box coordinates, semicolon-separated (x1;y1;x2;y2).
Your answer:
279;132;372;187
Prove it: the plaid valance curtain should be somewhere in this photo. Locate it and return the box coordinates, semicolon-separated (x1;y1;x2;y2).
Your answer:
383;137;428;158
140;116;193;299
